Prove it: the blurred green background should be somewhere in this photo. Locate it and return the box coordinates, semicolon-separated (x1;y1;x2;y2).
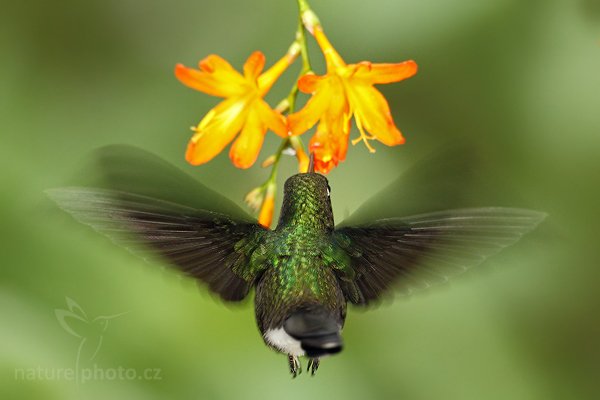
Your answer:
1;0;599;399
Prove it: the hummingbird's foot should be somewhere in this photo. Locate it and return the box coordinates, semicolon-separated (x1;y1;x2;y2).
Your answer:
307;358;320;376
288;354;302;378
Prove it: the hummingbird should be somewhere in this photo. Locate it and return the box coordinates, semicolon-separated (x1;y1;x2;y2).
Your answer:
47;145;545;377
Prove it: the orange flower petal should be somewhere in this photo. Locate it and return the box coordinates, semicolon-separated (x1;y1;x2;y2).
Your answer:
297;73;325;93
243;51;266;81
309;126;337;174
175;56;249;98
308;116;350;174
199;54;236;73
254;98;288;137
313;26;346;70
258;185;275;228
333;116;351;162
198;54;248;92
257;51;297;95
354;60;418;84
229;108;265;169
175;64;234;97
287;80;336;136
319;77;351;159
346;84;404;146
185;97;251;165
290;138;310;173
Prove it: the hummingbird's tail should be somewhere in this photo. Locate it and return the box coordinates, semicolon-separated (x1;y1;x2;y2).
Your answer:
283;308;343;357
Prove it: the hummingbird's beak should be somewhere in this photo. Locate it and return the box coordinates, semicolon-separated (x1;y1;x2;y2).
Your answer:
308;153;315;173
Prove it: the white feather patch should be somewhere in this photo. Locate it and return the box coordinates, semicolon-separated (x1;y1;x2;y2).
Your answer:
264;328;305;356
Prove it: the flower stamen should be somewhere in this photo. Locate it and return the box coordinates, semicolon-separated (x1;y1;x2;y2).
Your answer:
352;118;377;153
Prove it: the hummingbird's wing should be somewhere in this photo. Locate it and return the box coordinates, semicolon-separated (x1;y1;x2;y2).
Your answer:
47;145;267;302
333;208;546;305
336;144;518;228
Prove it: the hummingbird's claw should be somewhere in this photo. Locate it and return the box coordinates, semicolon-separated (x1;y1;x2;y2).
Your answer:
288;354;302;378
307;358;320;376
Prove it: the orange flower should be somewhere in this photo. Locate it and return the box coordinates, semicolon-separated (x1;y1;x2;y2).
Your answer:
175;49;298;168
288;26;417;173
244;182;276;228
257;183;276;228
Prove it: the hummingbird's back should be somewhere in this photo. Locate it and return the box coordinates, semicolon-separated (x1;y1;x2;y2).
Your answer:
255;229;346;356
254;173;346;358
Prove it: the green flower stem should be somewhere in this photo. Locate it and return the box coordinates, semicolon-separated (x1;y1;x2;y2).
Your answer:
275;10;313;114
249;0;317;223
297;0;320;34
264;1;315;183
266;138;289;186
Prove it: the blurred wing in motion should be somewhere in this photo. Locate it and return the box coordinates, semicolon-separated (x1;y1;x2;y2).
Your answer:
334;208;546;305
337;144;516;228
80;144;254;222
47;146;268;302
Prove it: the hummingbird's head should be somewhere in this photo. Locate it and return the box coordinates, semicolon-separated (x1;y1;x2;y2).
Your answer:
278;171;334;231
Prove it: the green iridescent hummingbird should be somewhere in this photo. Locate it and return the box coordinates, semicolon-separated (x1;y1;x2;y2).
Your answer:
47;145;545;377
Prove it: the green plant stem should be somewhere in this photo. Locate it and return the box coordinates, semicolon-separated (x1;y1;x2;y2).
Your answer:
266;138;290;185
249;0;318;224
263;0;315;189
